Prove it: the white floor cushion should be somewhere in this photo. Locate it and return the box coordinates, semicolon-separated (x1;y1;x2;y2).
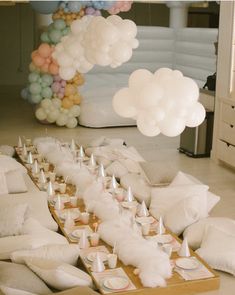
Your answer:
0;203;28;237
0;171;8;195
0;261;52;295
0;192;58;231
105;161;128;179
150;184;209;219
183;217;235;250
170;171;220;213
164;194;208;236
196;226;235;275
25;257;93;291
11;244;80;266
0;285;37;295
120;173;151;207
6;170;28;194
0;155;27;174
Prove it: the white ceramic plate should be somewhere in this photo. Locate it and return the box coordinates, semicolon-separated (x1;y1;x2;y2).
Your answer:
59;210;80;221
71;228;90;238
152;234;173;244
175;258;199;270
103;276;129;291
135;216;155;224
86;251;108;263
121;201;138;209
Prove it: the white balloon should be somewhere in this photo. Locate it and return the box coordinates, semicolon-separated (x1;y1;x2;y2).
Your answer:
56;114;67;126
47;110;60;123
66;117;77;128
109;43;132;64
159;116;186;137
137;114;161;137
112;88;137;118
70;105;80;117
35;108;47;121
185;102;206;127
41;98;52;109
129;69;153;93
52;98;61;108
120;20;137;40
57;52;73;67
59;67;76;80
135;82;164;108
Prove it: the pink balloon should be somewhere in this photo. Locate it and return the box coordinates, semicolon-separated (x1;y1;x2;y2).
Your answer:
94;9;101;16
38;43;51;58
51;82;61;93
61;81;66;87
54;75;61;82
85;7;95;15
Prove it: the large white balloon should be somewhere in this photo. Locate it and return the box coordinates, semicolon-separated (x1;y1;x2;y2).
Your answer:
185;102;206;127
112;68;205;137
35;108;47;121
53;15;138;80
113;88;137;118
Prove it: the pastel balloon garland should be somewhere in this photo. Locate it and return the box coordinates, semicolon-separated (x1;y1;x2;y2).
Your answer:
22;1;135;128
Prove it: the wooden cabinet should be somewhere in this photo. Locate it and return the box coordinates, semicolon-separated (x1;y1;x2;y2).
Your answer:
212;1;235;167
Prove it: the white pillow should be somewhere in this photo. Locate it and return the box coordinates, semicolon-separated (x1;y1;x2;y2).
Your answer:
118;159;142;174
0;261;52;295
120;173;151;207
0;192;58;231
11;244;80;266
105;161;128;179
164;194;208;236
183;217;235;250
0;155;27;174
170;171;220;213
0;145;15;157
0;227;68;261
0;203;28;237
25;257;93;291
0;285;37;295
196;226;235;275
0;171;8;195
22;218;67;243
6;170;28;194
150;184;209;219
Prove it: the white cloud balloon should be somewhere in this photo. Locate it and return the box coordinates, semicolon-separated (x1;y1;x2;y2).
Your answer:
53;15;138;80
113;68;206;137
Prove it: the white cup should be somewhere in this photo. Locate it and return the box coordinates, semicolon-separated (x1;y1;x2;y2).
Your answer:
162;244;173;257
90;232;100;247
107;254;117;269
49;172;56;183
141;223;150;236
26;138;32;146
42;162;49;172
81;212;90;224
70;196;78;207
59;183;66;194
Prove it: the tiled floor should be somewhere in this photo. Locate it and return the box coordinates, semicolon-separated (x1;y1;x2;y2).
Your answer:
0;86;235;294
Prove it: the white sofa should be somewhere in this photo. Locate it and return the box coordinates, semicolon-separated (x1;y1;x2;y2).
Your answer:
79;26;218;127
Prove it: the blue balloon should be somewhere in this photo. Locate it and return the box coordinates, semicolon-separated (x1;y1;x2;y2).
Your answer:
30;1;59;14
21;88;29;100
68;1;82;12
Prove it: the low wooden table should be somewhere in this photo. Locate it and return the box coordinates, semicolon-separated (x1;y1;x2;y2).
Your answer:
15;145;220;295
